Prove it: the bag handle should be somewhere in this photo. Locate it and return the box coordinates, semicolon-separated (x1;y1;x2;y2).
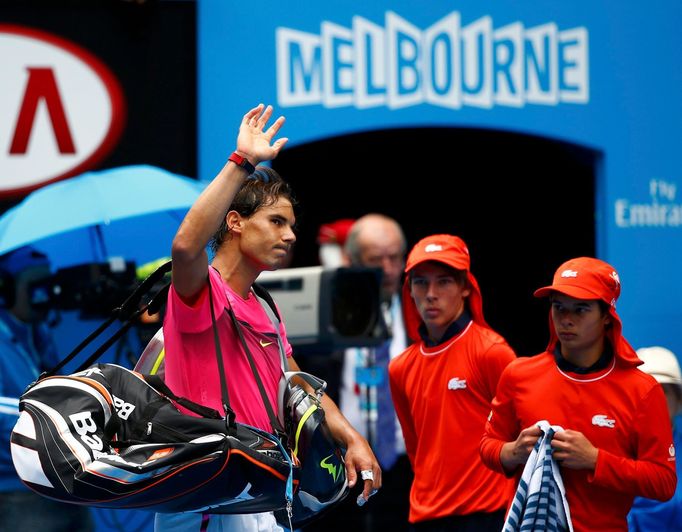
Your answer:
277;370;327;427
282;371;327;397
145;374;222;420
41;260;173;379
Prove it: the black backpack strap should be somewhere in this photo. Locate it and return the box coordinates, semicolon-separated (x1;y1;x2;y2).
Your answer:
43;260;173;379
206;274;286;442
252;283;280;321
207;278;237;429
252;285;289;372
144;374;222;419
102;408;121;443
210;280;286;440
147;281;171;317
225;305;287;441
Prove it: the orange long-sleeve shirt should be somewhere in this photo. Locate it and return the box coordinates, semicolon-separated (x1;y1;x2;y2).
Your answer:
480;351;677;532
389;320;516;523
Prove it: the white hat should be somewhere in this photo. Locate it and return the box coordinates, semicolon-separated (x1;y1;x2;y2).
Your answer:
636;346;682;386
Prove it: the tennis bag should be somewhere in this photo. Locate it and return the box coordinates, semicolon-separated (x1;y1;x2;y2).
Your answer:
275;371;349;528
10;363;297;513
132;285;349;526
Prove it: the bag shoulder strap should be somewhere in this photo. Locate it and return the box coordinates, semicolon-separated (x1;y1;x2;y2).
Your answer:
252;285;289;372
41;260;173;380
252;282;280;321
208;277;286;439
207;277;237;428
252;287;330;424
144;374;222;419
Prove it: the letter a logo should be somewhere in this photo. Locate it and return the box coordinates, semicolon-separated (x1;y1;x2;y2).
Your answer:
10;67;76;155
1;25;126;197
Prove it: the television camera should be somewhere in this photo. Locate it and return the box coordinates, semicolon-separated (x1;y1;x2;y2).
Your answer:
28;258;140;320
25;260;388;351
257;265;389;352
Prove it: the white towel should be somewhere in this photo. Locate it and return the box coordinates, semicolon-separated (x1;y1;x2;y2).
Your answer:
503;420;573;532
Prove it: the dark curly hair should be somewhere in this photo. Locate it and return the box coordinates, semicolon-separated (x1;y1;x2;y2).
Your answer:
210;166;297;254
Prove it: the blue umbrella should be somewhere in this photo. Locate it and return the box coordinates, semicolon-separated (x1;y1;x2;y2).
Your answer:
0;165;206;269
0;165;205;532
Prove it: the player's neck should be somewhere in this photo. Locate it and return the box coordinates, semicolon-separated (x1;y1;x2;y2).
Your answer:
560;338;605;368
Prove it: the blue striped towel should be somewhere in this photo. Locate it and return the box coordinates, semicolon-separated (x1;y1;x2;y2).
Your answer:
503;420;573;532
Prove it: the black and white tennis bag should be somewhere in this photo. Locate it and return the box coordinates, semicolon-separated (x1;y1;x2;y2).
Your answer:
10;260;346;523
133;331;349;527
10;363;298;513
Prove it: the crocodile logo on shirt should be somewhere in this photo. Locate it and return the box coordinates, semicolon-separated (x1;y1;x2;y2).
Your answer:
447;377;467;390
591;414;615;428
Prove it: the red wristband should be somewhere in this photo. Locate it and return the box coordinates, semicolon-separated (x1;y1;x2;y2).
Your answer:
228;152;256;175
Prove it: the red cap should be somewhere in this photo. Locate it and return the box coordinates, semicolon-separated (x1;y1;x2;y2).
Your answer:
404;234;471;273
402;234;489;342
534;257;639;366
534;257;621;306
317;219;355;246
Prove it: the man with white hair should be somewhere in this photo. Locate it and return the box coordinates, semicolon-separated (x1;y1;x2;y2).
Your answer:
317;213;411;531
628;346;682;531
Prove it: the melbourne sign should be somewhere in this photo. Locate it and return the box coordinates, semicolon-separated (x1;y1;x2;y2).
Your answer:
276;11;589;110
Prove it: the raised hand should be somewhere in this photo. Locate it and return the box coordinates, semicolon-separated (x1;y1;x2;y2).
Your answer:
236;104;289;165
